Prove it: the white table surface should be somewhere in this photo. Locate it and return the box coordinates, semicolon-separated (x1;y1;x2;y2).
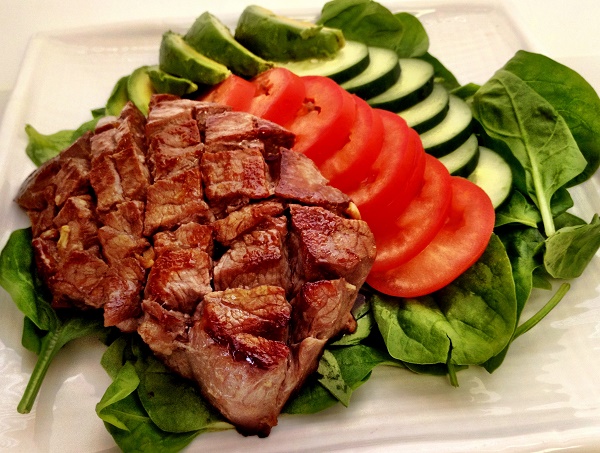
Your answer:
0;1;599;452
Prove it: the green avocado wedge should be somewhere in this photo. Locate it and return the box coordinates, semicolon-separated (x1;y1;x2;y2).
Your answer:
159;31;231;86
146;65;199;96
127;66;155;116
184;11;272;78
235;5;345;61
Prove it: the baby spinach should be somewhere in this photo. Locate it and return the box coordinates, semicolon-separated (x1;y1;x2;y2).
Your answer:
473;69;587;237
318;0;428;58
97;335;232;451
372;234;517;376
544;214;600;278
503;50;600;186
25;116;101;167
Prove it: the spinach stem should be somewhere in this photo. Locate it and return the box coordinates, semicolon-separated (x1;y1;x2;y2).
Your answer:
529;150;556;237
514;282;570;339
17;330;63;414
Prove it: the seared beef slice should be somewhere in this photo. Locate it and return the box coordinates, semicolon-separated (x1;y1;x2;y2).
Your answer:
16;94;377;438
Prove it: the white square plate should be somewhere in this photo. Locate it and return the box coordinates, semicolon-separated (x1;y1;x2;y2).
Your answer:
1;2;599;452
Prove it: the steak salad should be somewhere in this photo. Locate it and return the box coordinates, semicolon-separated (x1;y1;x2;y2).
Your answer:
1;1;600;451
14;95;376;436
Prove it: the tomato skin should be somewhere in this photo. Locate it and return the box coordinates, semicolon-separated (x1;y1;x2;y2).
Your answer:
367;176;496;298
369;153;452;272
346;110;415;222
198;75;255;111
321;96;385;193
247;67;305;127
288;76;356;166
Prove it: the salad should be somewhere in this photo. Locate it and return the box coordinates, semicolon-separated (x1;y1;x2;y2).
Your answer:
1;0;600;452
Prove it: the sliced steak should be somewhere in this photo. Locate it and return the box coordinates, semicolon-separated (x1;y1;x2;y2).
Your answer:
16;94;378;439
213;216;292;293
274;148;350;212
153;222;213;256
143;167;212;236
204;111;295;156
289;204;376;288
200;148;272;205
212;200;284;246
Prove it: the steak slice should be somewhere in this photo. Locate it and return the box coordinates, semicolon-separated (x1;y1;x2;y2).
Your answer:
274;148;350;211
204;111;295;156
186;286;291;436
144;247;212;314
200;148;272;205
289;204;376;288
213;216;292;293
212;200;285;246
143;167;212;236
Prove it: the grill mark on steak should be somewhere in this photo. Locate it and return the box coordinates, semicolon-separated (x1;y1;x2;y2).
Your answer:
16;94;377;438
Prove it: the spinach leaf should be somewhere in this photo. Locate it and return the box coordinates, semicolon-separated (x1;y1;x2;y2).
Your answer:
372;234;516;369
393;12;429;57
318;344;402;406
98;337;232;452
544;214;600;279
451;82;481;102
483;227;546;371
419;52;461;91
473;69;587;237
318;0;429;57
136;354;229;433
503;50;600;186
25;116;101;166
282;374;338;415
494;190;541;228
0;228;57;331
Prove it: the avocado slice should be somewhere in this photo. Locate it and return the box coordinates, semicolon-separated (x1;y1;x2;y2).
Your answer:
105;75;130;116
184;11;272;78
234;5;345;62
147;65;199;96
159;31;231;86
127;66;155;116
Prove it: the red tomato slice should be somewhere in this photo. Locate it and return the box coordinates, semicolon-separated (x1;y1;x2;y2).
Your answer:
367;176;496;298
382;127;427;218
288;76;356;166
247;67;305;127
320;96;385;193
346;110;414;222
198;74;255;111
369;153;452;272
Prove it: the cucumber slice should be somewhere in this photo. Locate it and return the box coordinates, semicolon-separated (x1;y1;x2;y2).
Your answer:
341;47;400;99
366;58;434;111
467;146;513;208
277;40;370;84
438;134;479;177
419;95;473;157
397;83;449;134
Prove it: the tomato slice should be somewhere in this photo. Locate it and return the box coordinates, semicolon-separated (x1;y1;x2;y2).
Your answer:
367;176;496;298
288;76;356;166
247;67;305;127
369;153;452;272
346;110;415;222
198;74;255;112
320;96;385;193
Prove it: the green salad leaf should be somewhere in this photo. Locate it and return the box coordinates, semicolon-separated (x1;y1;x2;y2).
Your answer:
372;234;517;373
318;0;428;57
503;50;600;186
473;68;587;237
